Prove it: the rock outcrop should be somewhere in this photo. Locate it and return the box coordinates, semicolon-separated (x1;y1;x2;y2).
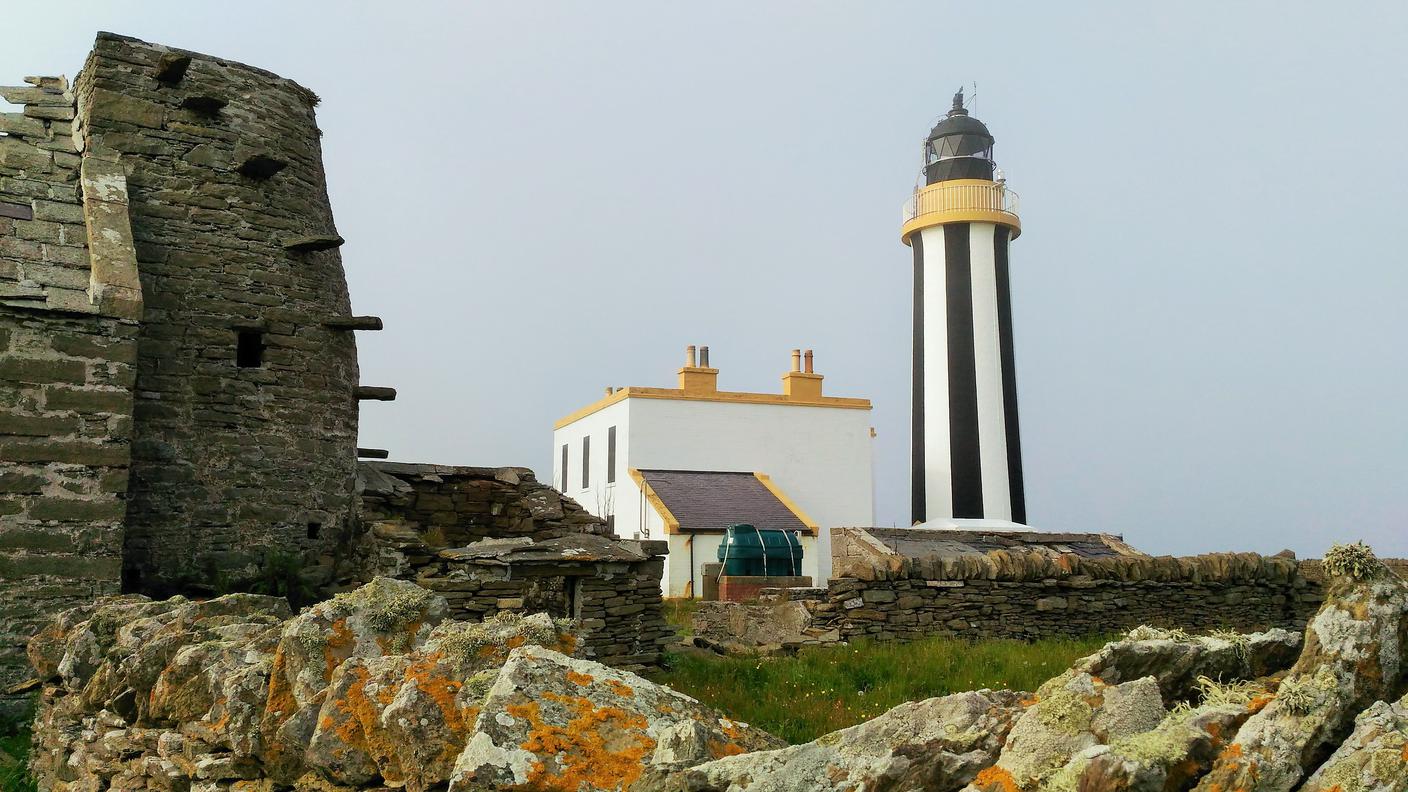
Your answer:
1192;542;1408;792
27;578;776;792
1299;691;1408;792
24;542;1408;792
450;645;783;791
653;689;1027;792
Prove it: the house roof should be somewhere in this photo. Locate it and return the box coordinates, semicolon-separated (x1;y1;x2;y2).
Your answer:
632;469;815;535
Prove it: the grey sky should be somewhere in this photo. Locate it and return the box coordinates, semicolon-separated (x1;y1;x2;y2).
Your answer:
8;2;1405;558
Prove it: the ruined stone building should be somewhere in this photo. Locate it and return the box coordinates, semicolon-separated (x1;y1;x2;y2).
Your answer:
1;33;670;712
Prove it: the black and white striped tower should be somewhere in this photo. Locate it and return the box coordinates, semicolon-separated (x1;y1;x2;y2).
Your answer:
903;89;1026;527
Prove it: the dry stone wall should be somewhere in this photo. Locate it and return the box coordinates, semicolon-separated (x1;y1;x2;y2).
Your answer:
0;76;142;718
812;552;1322;643
74;33;363;592
359;462;672;670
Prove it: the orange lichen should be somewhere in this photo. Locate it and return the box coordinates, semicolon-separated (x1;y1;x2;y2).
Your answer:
1019;695;1040;707
565;671;595;687
506;693;656;791
972;765;1020;792
605;679;634;698
706;738;748;759
325;618;356;676
1247;694;1276;713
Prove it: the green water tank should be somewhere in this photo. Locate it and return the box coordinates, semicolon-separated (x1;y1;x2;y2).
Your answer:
716;524;804;577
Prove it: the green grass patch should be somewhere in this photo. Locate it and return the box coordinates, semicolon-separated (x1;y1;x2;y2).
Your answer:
0;714;35;792
661;598;702;636
651;633;1110;744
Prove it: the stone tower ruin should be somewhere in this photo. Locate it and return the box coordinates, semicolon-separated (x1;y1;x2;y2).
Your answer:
1;33;383;697
73;34;365;591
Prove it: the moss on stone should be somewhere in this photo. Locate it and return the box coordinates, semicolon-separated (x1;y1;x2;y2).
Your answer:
1033;687;1094;735
331;578;434;633
1322;542;1386;581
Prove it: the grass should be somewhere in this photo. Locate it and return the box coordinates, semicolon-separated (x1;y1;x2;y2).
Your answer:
661;598;702;636
651;633;1110;744
0;713;35;792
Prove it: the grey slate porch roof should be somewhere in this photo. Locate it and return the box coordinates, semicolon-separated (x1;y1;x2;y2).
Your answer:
634;469;812;534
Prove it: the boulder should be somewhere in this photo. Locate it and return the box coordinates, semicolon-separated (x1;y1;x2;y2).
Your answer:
965;671;1166;791
306;612;579;792
260;577;448;781
1069;677;1277;792
656;689;1027;792
449;645;785;791
1193;543;1408;792
1076;626;1301;702
1300;691;1408;792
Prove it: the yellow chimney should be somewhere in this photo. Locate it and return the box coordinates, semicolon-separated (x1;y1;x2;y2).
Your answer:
678;344;719;394
781;347;823;400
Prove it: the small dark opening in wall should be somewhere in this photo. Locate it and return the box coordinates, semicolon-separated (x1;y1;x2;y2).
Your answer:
306;522;322;540
236;330;264;368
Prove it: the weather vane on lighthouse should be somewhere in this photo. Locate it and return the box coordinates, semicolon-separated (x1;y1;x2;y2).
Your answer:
901;88;1026;529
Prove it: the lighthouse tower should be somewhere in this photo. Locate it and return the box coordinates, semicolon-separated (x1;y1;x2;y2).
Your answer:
903;89;1026;527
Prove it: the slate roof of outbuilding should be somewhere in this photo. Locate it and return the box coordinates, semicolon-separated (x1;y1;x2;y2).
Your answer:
635;469;811;534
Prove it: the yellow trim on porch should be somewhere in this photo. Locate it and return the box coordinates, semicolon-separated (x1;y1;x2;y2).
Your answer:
753;472;820;534
628;467;682;535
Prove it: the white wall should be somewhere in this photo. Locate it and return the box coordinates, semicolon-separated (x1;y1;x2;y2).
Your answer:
552;399;639;538
555;395;874;597
628;397;873;586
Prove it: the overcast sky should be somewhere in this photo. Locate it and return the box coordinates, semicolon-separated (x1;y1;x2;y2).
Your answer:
7;2;1405;558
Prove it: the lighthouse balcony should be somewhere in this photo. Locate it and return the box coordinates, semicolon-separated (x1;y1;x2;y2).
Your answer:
901;178;1021;243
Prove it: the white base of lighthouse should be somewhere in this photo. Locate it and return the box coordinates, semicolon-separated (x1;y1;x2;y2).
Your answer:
912;220;1026;525
911;517;1032;532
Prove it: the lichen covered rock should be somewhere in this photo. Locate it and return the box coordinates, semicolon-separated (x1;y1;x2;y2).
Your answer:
1070;677;1277;792
656;689;1027;792
1076;626;1301;701
1300;691;1408;792
1193;544;1408;792
449;645;785;791
306;612;579;792
965;671;1167;791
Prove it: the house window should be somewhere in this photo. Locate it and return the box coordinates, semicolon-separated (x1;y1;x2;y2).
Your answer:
236;330;264;368
581;436;590;489
606;426;616;484
560;444;569;491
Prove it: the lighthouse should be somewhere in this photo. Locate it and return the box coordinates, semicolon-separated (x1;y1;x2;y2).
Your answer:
903;89;1026;527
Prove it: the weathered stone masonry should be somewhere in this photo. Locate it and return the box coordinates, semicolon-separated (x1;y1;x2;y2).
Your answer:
72;34;363;592
1;74;143;716
358;463;674;670
3;34;674;713
802;552;1323;644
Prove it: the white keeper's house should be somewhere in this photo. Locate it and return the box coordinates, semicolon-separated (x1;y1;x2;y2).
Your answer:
552;346;875;598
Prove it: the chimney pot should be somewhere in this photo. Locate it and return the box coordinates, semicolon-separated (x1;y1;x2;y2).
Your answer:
804;349;814;374
699;345;710;367
791;349;802;372
686;345;697;367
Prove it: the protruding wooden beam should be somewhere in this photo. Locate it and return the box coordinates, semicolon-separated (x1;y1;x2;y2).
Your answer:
356;386;396;401
357;447;390;459
324;315;382;331
282;234;344;253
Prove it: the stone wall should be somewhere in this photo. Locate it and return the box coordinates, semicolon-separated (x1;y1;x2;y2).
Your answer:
812;552;1322;643
358;462;672;670
1;76;142;717
74;33;363;592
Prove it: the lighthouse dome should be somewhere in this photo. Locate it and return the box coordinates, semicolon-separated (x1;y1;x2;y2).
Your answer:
923;89;996;184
